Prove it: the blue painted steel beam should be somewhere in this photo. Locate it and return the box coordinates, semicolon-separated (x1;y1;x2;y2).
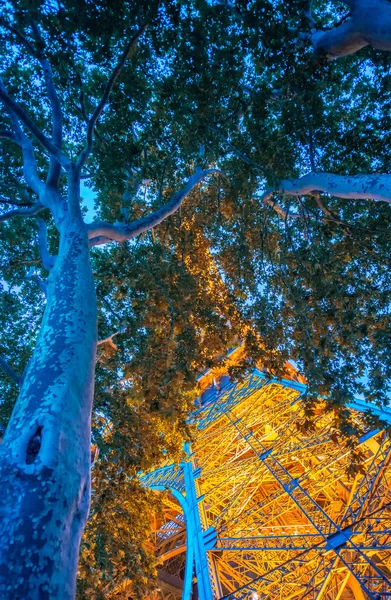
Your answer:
183;444;215;600
142;369;391;600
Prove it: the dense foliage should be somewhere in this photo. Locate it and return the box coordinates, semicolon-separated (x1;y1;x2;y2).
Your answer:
1;0;390;596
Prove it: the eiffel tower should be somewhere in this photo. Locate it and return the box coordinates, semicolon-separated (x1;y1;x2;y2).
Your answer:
141;362;391;600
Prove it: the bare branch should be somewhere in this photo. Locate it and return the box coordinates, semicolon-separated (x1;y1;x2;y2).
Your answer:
0;202;44;223
0;195;34;208
0;19;38;57
71;82;107;147
7;258;40;270
0;129;17;142
261;191;301;219
0;78;46;196
0;80;70;170
78;83;89;123
269;172;391;204
0;357;21;385
311;20;366;60
1;70;67;223
42;56;63;185
76;22;149;170
30;21;63;187
88;168;223;247
1;19;62;158
97;327;126;351
314;192;344;225
88;235;111;247
262;170;391;222
310;2;391;60
99;293;123;322
207;125;262;171
0;108;44;197
304;0;316;29
26;267;47;296
303;106;316;171
37;218;56;270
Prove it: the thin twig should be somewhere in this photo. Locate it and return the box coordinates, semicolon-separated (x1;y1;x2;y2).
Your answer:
97;327;126;350
0;202;44;223
207;124;262;171
26;267;47;296
77;22;150;170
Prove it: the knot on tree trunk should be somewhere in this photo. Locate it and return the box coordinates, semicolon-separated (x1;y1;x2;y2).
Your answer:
26;426;43;465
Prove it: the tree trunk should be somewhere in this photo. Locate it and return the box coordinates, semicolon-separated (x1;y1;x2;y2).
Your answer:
0;219;97;599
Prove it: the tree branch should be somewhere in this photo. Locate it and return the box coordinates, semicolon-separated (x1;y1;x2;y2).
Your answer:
0;357;21;385
207;125;262;171
1;73;68;224
88;168;222;247
312;19;366;59
0;129;17;142
311;2;391;59
313;192;344;225
303;106;316;171
264;172;391;205
303;0;316;29
71;83;108;148
30;21;63;187
0;80;70;170
261;192;301;219
41;59;63;184
0;202;44;223
76;22;149;170
26;267;47;296
37;218;56;269
0;194;34;208
99;293;123;322
97;327;126;351
0;86;45;197
0;19;38;57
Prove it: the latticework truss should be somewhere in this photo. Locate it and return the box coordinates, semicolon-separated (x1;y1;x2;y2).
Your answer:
141;370;391;600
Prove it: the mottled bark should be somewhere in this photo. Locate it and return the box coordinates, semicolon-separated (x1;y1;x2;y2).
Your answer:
0;217;97;599
0;163;212;596
0;21;219;593
312;0;391;59
263;171;391;207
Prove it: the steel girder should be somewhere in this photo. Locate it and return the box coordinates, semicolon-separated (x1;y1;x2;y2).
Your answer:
141;371;391;600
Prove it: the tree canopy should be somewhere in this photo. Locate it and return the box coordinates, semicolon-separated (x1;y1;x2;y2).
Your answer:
1;0;391;597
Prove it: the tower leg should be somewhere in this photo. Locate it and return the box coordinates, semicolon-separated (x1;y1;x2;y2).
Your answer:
183;446;214;600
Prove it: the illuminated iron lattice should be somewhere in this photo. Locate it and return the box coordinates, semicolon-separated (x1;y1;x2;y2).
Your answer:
140;369;391;600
